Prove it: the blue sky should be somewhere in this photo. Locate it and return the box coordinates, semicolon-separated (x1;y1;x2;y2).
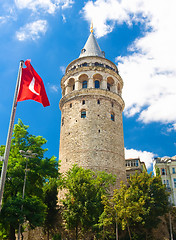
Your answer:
0;0;176;172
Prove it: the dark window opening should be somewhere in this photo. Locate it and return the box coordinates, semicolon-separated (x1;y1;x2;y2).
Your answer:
97;99;100;104
107;83;111;91
62;117;64;126
111;102;114;107
95;80;100;89
111;113;115;121
95;62;100;66
98;129;100;133
70;103;72;108
81;111;86;118
161;168;166;175
72;84;75;90
82;100;85;105
82;81;87;89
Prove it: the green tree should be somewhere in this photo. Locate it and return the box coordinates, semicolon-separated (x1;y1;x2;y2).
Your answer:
100;172;169;240
127;172;169;238
0;119;58;240
62;165;115;240
98;195;116;239
43;179;59;240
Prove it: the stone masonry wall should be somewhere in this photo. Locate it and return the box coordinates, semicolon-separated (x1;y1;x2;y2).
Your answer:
59;88;126;188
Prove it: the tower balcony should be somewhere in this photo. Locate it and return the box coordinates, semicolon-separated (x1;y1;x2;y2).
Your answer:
59;88;125;111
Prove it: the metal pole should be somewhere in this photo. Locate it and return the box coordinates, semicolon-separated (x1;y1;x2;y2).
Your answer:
0;60;24;211
18;158;28;240
17;150;37;240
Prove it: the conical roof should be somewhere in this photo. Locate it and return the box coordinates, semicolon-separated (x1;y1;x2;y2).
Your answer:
79;32;105;58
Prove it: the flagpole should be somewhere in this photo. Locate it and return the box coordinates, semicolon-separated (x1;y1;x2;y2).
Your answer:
0;60;24;211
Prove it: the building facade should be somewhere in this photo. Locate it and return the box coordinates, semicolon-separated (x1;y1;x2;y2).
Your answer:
59;29;126;187
126;158;147;180
153;156;176;205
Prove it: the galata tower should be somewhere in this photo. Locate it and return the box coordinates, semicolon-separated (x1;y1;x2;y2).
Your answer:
59;27;126;186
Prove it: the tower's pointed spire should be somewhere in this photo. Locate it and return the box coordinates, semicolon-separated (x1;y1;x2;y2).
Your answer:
79;24;105;58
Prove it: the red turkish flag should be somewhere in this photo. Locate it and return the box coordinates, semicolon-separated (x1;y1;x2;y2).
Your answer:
17;60;50;107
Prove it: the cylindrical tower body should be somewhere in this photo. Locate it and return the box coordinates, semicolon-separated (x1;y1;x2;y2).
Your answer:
59;33;126;186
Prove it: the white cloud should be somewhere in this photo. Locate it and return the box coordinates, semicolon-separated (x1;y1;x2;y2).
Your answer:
62;14;66;23
0;16;7;24
83;0;176;130
167;123;176;133
15;0;74;14
16;20;47;41
49;84;59;92
125;148;155;169
60;66;66;74
82;0;147;38
0;5;17;24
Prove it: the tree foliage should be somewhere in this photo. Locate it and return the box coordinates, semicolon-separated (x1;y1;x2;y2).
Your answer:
100;171;170;240
43;179;59;240
62;165;116;239
0;119;58;240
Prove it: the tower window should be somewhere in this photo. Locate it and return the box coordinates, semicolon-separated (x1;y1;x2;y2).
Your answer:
81;110;86;118
70;103;72;108
107;83;111;91
72;84;75;90
81;48;86;53
82;100;85;105
97;99;100;104
111;113;115;121
82;81;87;89
111;102;114;107
95;80;100;89
62;117;64;126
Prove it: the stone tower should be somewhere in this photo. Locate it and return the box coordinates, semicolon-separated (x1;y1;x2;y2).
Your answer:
59;28;126;186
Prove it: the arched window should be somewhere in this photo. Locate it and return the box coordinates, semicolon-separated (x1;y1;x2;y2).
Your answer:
79;74;88;90
68;78;75;93
111;113;115;121
97;99;100;104
82;81;87;89
95;80;100;89
81;110;86;118
107;83;111;91
107;77;114;91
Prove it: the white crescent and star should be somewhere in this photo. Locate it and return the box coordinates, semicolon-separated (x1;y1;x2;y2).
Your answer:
29;77;39;95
